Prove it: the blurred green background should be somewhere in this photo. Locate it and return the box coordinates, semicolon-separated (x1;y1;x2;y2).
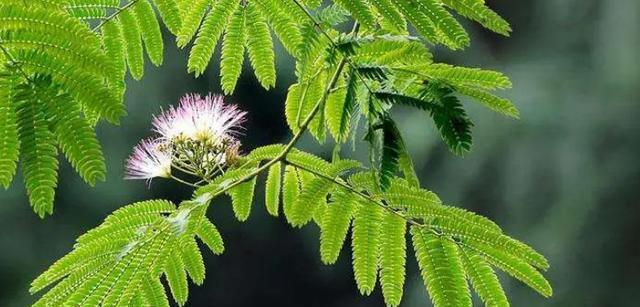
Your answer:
1;0;638;306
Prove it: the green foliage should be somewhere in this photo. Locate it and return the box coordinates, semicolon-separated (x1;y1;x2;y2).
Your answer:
10;1;553;307
411;227;472;307
352;201;383;294
320;187;358;264
460;249;509;307
379;212;406;307
0;75;20;188
265;162;283;216
30;198;220;306
7;77;106;217
219;5;246;94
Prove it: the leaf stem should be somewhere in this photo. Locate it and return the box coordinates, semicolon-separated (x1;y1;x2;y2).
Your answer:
171;175;201;188
0;42;32;81
283;160;421;227
92;0;140;32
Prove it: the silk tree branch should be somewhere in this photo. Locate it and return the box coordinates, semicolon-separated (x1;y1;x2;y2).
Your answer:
204;57;349;199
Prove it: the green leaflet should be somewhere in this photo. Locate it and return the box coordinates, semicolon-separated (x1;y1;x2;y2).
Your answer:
196;217;225;255
333;0;376;29
287;159;360;227
152;0;183;35
119;8;145;80
265;162;282;216
282;165;301;220
141;277;170;307
320;187;357;264
219;4;246;94
245;2;276;89
176;0;211;47
418;0;470;49
422;63;512;90
285;73;327;142
411;227;472;307
379;212;407;307
397;145;420;187
0;76;19;188
101;20;126;97
254;0;303;57
45;90;106;186
179;237;206;285
325;69;358;143
187;0;239;76
430;217;549;270
379;116;404;190
460;248;509;307
441;0;511;36
370;0;407;34
15;82;59;217
393;0;440;45
457;86;519;118
352;201;383;295
227;175;257;221
165;247;189;306
133;0;164;66
30;199;217;306
0;4;124;123
463;240;552;298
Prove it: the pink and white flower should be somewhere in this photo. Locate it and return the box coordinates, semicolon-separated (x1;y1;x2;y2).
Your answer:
125;138;172;181
152;94;247;144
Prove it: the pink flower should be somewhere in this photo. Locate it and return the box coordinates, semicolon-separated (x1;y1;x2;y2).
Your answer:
152;94;247;144
125;138;172;181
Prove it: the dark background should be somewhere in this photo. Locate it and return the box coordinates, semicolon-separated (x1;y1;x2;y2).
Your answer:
1;0;639;306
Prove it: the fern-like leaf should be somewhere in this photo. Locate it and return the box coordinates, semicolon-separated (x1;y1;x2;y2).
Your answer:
152;0;183;35
411;227;471;307
14;82;59;217
265;162;282;216
462;240;552;298
245;2;276;89
0;75;19;188
219;5;246;94
334;0;376;29
379;212;407;306
179;237;206;285
352;201;383;295
460;248;509;307
45;88;106;186
176;0;211;47
320;187;357;264
196;217;225;255
227;175;257;221
187;0;239;77
441;0;511;36
118;9;145;80
133;0;164;66
165;247;189;306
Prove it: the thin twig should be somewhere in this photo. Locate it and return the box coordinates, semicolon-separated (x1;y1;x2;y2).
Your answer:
92;0;140;32
0;43;31;81
283;160;421;227
171;175;201;188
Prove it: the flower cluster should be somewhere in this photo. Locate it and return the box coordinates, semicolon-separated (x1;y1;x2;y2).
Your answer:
125;94;247;184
